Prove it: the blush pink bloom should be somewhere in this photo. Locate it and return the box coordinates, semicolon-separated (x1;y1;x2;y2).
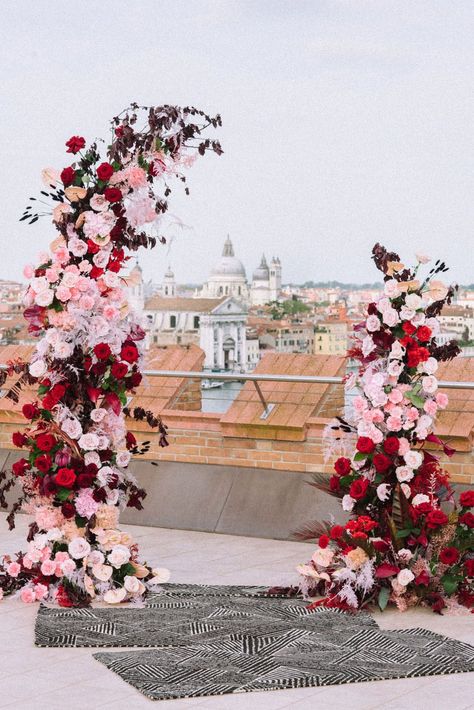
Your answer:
20;587;36;603
435;392;449;409
54;246;70;264
56;285;72;302
23;264;35;279
40;559;57;576
386;416;402;432
34;584;49;601
6;561;21;577
79;295;95;310
125;165;147;189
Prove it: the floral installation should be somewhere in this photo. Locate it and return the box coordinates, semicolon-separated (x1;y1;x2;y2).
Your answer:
297;244;474;613
0;103;222;606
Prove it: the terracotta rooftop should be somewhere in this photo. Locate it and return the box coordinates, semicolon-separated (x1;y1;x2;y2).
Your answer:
145;296;225;312
436;357;474;446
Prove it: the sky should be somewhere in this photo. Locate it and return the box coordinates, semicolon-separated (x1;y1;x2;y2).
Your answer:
1;0;474;287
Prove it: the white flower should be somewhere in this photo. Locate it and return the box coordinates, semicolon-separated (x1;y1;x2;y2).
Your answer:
422;375;438;394
362;335;376;357
376;483;391;501
404;450;423;469
396;466;414;483
87;550;105;567
384;280;400;298
78;433;100;451
400;305;415;321
116;451;131;468
61;417;82;439
397;569;415;587
92;564;113;581
423;357;438;375
389;341;405;360
387;360;403;377
91;408;107;423
54;341;73;359
342;494;355;512
108;544;131;569
124;575;146;595
365;315;380;332
382;308;399;327
296;564;331;582
84;451;101;466
311;548;335;568
149;567;171;585
400;483;411;498
397;548;413;563
412;493;430;506
405;293;423;310
29;360;47;378
104;587;127;604
68;537;91;560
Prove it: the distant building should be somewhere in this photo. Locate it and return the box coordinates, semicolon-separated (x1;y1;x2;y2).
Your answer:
439;306;474;342
313;319;348;355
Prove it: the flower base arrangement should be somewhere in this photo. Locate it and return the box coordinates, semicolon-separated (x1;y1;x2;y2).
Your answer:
298;245;474;613
0;104;222;606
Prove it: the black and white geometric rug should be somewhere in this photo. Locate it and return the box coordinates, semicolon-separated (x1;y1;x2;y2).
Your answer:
35;584;474;701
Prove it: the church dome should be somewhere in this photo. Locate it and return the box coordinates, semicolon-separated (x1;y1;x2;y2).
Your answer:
210;237;246;278
252;254;269;282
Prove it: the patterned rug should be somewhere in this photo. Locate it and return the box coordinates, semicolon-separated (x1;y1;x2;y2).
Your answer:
35;584;474;701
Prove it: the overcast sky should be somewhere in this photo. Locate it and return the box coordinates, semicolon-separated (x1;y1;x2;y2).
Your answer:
1;1;474;286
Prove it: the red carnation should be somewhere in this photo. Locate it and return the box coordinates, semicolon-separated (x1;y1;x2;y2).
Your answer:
334;457;352;476
120;344;138;363
459;512;474;528
65;136;85;154
55;467;76;488
12;431;27;447
111;362;128;379
402;322;417;335
439;547;460;565
12;458;30;477
349;477;370;500
35;454;52;473
94;343;111;360
426;509;449;529
416;326;432;342
418;347;430;362
407;347;421;368
383;437;400;455
22;403;38;420
104;187;122;203
318;534;330;549
96;162;114;181
459;490;474;508
330;525;345;540
373;453;392;473
36;433;56;452
465;559;474;577
60;166;76;186
356;437;375;454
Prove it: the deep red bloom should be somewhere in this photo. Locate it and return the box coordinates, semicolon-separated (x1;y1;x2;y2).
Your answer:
89;266;104;280
402;322;417;335
55;467;76;488
372;539;390;552
96;162;114;181
415;501;432;515
414;570;430;586
373;453;392;473
60;167;76;186
329;475;340;492
426;509;449;529
459;512;474;528
356;437;375;454
418;347;430;362
87;239;100;254
115;125;124;137
12;458;30;477
126;431;137;450
94;343;111;360
465;559;474;577
349;477;370;500
383;437;400;455
416;326;432;342
330;525;344;540
65;136;85;154
104;187;122;202
77;473;95;488
439;547;460;565
128;372;142;387
61;503;76;520
318;534;330;549
407;347;421;368
120;344;138;363
334;457;352;476
111;362;128;379
22;403;38;420
12;431;27;447
460;490;474;508
35;454;52;473
36;433;56;452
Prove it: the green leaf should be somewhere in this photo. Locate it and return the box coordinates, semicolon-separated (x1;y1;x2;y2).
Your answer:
75;515;87;528
378;586;390;611
441;574;459;596
56;487;71;502
354;452;367;461
395;527;419;539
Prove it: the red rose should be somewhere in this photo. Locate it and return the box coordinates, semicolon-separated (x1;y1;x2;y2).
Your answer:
35;454;52;473
96;162;114;181
414;570;430;586
356;437;375;454
330;525;344;540
329;475;340;492
55;467;76;488
61;503;76;519
349;477;370;500
319;534;330;549
12;458;30;477
402;322;417;335
111;362;128;379
373;453;392;473
406;347;420;368
104;187;122;203
87;239;100;254
383;437;400;455
460;490;474;508
120;344;138;363
334;457;352;476
22;403;38;420
416;326;432;342
65;135;85;154
426;509;449;529
459;512;474;528
94;343;112;360
12;431;27;447
439;547;460;565
60;167;76;186
465;559;474;577
36;433;56;452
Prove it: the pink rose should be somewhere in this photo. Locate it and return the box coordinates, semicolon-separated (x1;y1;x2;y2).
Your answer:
56;285;72;302
79;295;95;310
54;246;70;265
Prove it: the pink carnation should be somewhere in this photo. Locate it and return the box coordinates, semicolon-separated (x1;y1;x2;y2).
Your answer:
6;561;21;577
20;587;36;603
40;559;56;576
125;165;147;189
34;584;49;601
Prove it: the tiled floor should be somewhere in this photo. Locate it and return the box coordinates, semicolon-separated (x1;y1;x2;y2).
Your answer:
1;512;473;710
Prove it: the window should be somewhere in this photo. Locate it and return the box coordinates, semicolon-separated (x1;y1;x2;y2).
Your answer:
170;315;176;328
193;316;200;329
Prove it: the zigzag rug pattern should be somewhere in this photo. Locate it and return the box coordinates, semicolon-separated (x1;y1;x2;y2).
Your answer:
35;584;474;701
